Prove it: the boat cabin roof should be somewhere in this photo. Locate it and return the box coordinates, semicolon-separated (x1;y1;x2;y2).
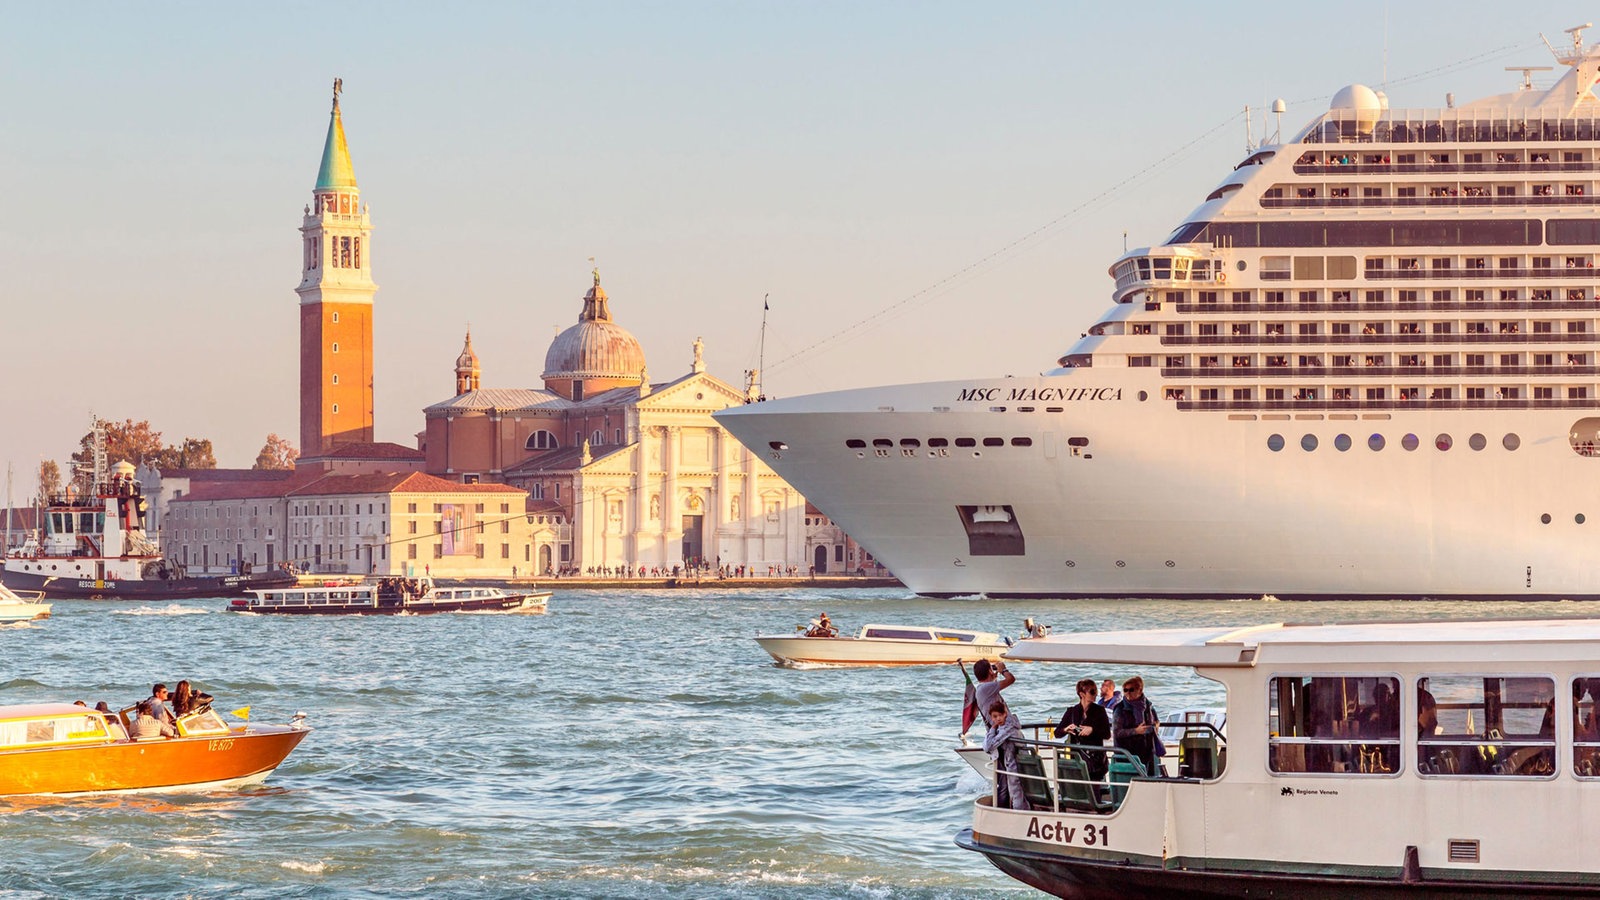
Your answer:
0;703;103;721
1005;619;1600;668
859;624;1001;642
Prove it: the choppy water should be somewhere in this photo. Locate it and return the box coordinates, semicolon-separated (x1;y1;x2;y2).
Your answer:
4;589;1599;899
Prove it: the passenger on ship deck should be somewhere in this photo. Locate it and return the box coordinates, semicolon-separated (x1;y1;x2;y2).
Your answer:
1054;678;1112;780
1112;676;1162;776
973;660;1015;733
131;701;175;740
984;701;1030;811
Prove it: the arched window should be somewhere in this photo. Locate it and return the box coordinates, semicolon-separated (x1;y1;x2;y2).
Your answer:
524;430;559;451
592;430;604;446
531;483;545;500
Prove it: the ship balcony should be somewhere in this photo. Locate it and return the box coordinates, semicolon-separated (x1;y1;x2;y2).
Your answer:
1262;195;1600;210
1177;397;1599;412
1174;299;1600;314
1161;364;1600;379
1292;160;1600;177
1160;333;1600;348
1364;267;1600;281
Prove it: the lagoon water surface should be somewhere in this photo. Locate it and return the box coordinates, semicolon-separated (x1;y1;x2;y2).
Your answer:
3;589;1592;898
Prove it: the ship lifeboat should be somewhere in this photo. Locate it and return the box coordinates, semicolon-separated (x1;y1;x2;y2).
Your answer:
0;703;311;795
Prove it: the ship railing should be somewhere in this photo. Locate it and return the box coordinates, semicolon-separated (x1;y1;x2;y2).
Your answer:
1175;397;1598;412
1363;268;1600;281
981;721;1225;815
1161;364;1600;379
1175;299;1600;314
1160;333;1600;347
1293;161;1600;176
1262;195;1597;210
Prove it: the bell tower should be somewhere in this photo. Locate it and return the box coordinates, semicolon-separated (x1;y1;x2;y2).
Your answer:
297;78;377;458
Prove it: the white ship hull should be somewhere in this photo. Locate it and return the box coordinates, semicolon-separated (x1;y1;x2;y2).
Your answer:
716;371;1600;599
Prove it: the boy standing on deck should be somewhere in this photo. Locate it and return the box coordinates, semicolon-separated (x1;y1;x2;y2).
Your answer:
984;701;1030;810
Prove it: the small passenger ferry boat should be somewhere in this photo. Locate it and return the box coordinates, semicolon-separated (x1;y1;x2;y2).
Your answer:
0;582;50;623
0;702;310;795
231;576;550;615
956;619;1600;898
755;622;1009;666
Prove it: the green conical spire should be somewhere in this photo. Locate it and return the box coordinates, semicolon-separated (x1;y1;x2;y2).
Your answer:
315;78;357;191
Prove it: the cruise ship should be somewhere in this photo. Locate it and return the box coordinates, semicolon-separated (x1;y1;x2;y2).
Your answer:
715;25;1600;600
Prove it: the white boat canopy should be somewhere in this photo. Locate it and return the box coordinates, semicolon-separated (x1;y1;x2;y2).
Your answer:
1003;619;1600;668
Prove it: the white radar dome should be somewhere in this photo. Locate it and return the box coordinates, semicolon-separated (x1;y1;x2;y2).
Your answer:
1329;83;1382;135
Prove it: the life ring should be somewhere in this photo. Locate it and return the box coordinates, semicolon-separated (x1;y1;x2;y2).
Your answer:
1216;272;1227;284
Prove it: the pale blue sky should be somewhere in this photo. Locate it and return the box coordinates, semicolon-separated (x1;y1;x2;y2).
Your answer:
0;1;1588;475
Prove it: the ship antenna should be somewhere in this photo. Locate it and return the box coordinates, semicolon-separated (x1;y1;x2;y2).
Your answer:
1244;104;1253;152
744;294;769;403
91;417;106;494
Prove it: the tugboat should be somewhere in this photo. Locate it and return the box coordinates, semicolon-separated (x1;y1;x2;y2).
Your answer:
1;426;296;600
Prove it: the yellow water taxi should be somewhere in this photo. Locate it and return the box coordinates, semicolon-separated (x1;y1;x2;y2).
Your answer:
0;702;310;795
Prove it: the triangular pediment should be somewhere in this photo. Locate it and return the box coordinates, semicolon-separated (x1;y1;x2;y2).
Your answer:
636;372;748;411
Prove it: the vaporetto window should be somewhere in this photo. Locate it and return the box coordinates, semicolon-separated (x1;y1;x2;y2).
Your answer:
1268;674;1401;776
1418;675;1555;778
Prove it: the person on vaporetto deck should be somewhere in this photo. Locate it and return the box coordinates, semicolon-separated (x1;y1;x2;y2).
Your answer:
1112;676;1161;776
1054;678;1113;780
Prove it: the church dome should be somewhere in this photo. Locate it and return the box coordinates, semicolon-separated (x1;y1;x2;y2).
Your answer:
542;272;647;393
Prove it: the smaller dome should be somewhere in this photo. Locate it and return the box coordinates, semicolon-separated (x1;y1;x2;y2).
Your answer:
111;460;136;477
456;330;479;372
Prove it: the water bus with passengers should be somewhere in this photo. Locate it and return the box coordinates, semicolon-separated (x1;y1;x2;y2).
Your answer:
0;701;310;795
755;622;1010;666
956;619;1600;899
230;576;550;615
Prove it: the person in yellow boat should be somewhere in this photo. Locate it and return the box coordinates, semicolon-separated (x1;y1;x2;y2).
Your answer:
131;700;176;740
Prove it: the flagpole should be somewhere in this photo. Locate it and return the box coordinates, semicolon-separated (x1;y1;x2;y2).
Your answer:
756;294;768;401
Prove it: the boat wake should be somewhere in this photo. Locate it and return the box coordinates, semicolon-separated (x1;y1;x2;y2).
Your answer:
111;604;212;616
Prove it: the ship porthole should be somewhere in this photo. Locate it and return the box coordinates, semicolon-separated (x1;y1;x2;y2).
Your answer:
1579;514;1588;525
1469;433;1487;451
1334;434;1352;452
1401;433;1419;451
1300;434;1318;452
1138;391;1148;402
1368;434;1386;451
1116;560;1126;568
1542;513;1553;524
1267;434;1285;451
1504;433;1522;451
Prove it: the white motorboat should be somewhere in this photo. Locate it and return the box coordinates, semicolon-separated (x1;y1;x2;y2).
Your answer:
755;622;1009;666
230;577;550;615
0;582;50;624
956;618;1600;898
717;21;1600;601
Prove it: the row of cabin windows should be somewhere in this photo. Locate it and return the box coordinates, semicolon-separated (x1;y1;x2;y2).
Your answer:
1179;387;1588;402
1263;431;1521;452
1267;674;1600;779
1131;320;1590;336
847;437;1034;451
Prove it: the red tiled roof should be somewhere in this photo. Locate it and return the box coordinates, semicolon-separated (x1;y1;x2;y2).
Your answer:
313;442;425;461
160;468;296;482
173;472;320;503
288;471;525;497
525;498;566;515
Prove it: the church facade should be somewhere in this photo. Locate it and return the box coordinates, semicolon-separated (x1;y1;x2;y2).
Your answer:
420;272;816;575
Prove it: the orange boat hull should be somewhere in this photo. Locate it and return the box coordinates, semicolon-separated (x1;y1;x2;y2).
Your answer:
0;726;311;795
